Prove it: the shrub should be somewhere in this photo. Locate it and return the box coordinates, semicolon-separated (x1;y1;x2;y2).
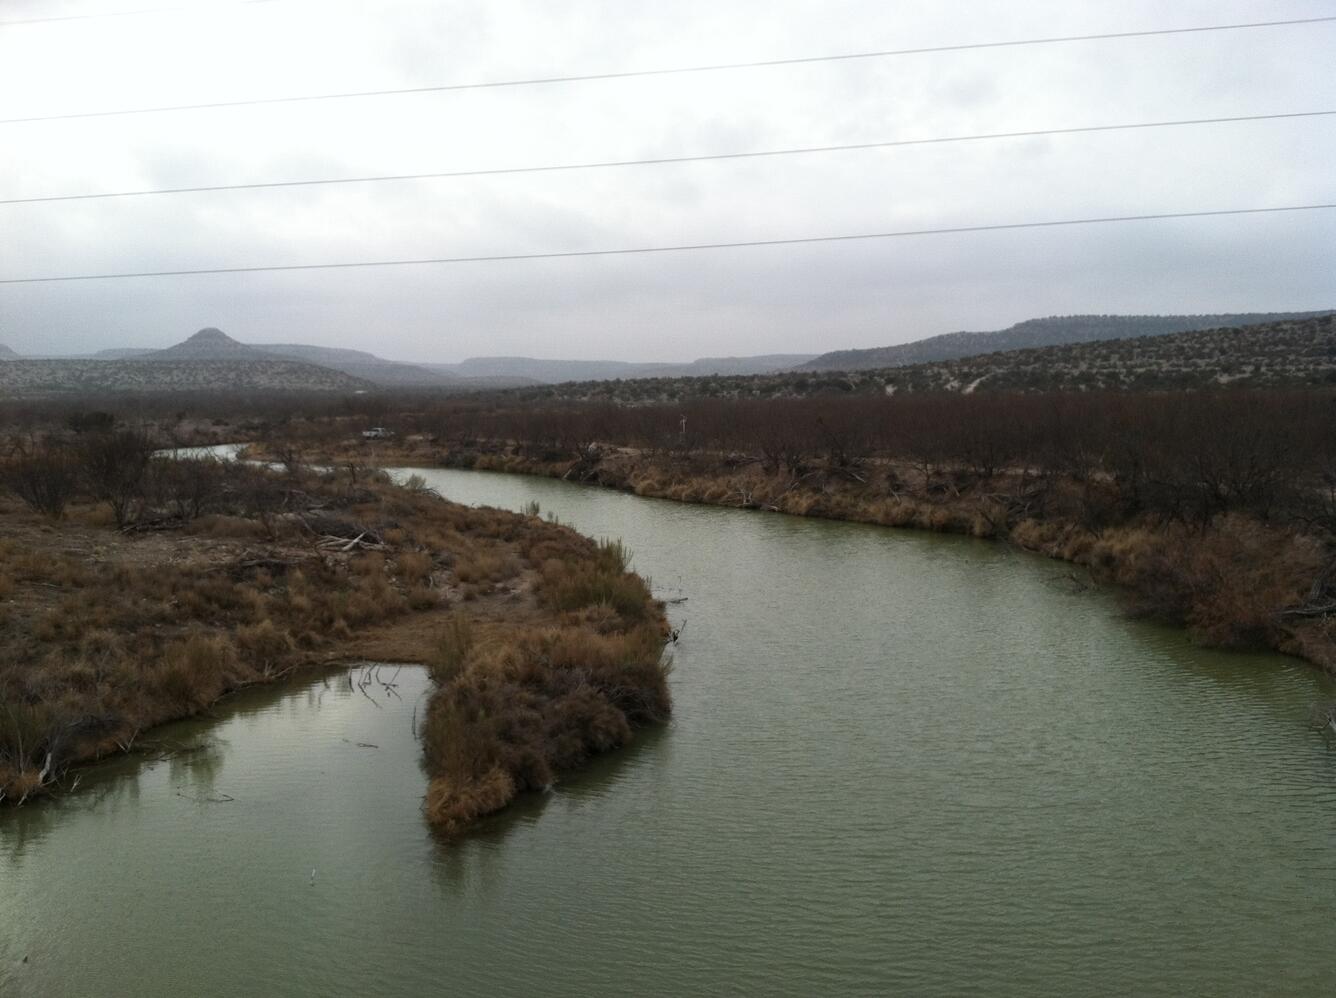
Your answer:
395;551;433;584
149;456;226;520
152;634;237;708
77;429;155;528
431;614;474;684
236;619;296;677
0;439;78;518
455;548;515;585
65;411;115;435
0;702;58;776
541;559;652;622
421;615;669;834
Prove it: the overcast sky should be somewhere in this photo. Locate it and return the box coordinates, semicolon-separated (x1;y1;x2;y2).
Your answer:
1;0;1333;362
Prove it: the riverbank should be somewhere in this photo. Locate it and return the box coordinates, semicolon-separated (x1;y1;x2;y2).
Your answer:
0;453;669;830
253;435;1336;673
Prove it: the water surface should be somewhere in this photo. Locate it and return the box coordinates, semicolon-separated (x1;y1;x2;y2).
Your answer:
4;466;1335;996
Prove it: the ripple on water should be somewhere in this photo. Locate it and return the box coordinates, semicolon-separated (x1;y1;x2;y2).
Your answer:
3;467;1336;997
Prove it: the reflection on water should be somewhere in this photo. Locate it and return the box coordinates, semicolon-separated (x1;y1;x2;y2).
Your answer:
4;467;1336;997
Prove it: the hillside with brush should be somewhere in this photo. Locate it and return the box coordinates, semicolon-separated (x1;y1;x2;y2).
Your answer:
0;344;18;361
877;313;1336;394
153;329;451;386
505;313;1336;402
0;328;409;395
801;311;1334;371
0;358;371;395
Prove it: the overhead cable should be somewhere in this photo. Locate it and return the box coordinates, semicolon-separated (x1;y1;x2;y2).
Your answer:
4;109;1331;206
3;16;1332;124
2;203;1331;284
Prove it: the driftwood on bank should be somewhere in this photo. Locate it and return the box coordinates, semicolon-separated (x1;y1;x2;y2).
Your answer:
295;511;386;552
315;531;385;553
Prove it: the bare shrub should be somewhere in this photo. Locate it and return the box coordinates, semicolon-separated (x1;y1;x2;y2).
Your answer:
0;438;78;518
149;455;227;520
76;429;154;528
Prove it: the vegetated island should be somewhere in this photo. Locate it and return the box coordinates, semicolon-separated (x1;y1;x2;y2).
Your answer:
0;430;670;834
248;382;1336;675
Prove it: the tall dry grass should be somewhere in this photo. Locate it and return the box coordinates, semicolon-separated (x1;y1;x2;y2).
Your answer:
422;623;669;835
421;531;669;835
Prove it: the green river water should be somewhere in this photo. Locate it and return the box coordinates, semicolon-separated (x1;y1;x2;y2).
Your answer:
3;464;1336;996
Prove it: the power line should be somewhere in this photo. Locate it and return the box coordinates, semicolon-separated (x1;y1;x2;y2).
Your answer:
5;109;1331;206
2;203;1331;285
0;0;278;27
3;16;1332;125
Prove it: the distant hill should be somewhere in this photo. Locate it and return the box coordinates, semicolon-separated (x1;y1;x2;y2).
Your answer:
429;353;816;384
0;343;18;360
250;343;457;387
19;332;814;388
2;329;534;394
120;329;452;387
678;354;819;377
800;312;1335;371
508;314;1336;402
148;327;268;361
432;358;652;382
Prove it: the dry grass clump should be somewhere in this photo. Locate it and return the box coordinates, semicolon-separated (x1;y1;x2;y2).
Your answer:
430;613;474;685
395;550;433;583
539;539;651;623
1013;514;1324;649
152;634;239;710
406;585;438;611
235;619;296;678
1285;618;1336;671
454;547;516;586
422;622;669;835
422;531;668;835
1091;516;1324;649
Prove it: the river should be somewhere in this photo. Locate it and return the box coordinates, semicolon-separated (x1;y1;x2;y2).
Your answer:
3;464;1336;996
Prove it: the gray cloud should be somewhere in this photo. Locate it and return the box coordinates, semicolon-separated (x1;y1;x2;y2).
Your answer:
1;0;1333;361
